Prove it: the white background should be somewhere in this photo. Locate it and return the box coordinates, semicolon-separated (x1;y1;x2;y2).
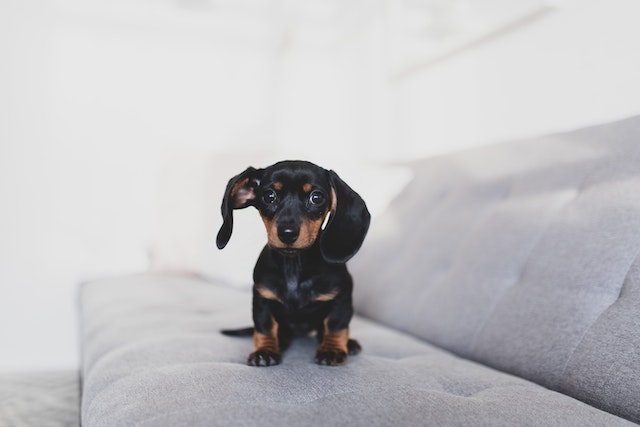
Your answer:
2;0;640;371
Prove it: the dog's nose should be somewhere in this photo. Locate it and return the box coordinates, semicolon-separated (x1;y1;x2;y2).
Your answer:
278;226;299;244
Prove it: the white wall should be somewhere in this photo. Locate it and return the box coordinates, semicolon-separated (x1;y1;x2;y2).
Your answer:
1;0;640;371
0;0;276;370
390;0;640;157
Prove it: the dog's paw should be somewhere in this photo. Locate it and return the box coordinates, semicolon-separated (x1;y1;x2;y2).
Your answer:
247;349;281;367
315;347;348;366
347;339;361;356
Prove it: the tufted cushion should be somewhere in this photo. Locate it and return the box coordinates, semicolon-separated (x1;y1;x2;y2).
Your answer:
79;274;633;426
351;115;640;423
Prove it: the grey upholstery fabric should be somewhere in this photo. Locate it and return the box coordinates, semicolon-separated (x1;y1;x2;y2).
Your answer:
351;116;640;423
79;117;640;425
80;274;633;427
0;370;79;427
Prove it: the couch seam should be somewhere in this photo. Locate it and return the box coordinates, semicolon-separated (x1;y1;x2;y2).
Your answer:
467;180;586;356
555;248;639;391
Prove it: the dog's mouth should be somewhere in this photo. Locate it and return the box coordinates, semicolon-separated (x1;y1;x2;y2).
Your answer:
273;246;304;257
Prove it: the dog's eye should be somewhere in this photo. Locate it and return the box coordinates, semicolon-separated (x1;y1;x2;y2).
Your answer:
309;190;326;206
262;190;278;204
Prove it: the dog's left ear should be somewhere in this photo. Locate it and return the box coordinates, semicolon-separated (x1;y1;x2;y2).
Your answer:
320;170;371;264
216;167;262;249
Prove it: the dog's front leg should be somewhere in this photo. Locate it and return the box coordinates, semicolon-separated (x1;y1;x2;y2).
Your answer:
315;299;361;366
247;294;281;367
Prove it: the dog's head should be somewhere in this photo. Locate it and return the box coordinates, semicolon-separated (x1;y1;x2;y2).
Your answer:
216;160;370;263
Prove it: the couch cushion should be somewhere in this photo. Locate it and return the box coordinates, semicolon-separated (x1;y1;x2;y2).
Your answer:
80;274;632;426
350;115;640;423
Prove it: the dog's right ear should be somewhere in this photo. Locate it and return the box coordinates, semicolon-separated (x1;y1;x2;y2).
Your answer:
216;167;262;249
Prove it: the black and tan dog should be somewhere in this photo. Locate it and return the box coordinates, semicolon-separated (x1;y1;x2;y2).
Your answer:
217;160;370;366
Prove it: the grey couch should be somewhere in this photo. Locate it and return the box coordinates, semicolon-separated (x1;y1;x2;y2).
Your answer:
5;116;640;426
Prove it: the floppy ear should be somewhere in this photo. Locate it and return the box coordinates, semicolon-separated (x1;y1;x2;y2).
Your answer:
320;170;371;263
216;167;262;249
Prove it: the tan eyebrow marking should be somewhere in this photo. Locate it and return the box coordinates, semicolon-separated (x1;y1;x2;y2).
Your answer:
303;183;312;193
273;182;283;191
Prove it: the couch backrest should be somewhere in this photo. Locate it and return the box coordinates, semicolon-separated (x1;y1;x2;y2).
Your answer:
351;116;640;423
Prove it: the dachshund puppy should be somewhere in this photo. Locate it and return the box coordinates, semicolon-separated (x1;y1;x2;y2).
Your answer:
217;160;370;366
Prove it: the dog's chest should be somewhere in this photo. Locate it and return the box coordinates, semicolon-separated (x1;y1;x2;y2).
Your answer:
283;257;301;293
280;257;317;309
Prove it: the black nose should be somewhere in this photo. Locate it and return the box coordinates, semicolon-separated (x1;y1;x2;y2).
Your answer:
278;226;299;244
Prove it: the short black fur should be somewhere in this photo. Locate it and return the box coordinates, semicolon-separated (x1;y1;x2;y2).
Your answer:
217;160;370;366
